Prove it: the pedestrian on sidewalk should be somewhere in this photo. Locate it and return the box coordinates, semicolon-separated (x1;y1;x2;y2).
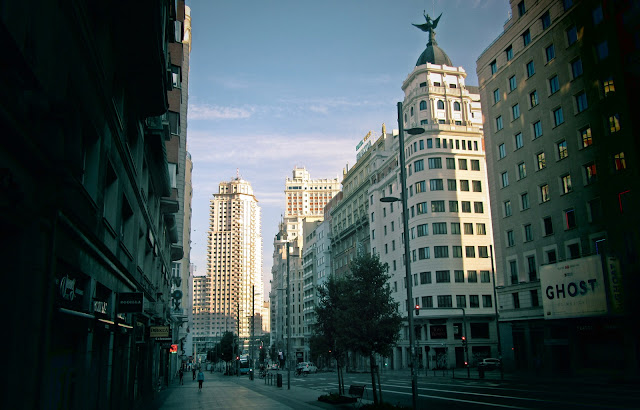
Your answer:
192;367;196;381
197;369;204;391
179;368;184;385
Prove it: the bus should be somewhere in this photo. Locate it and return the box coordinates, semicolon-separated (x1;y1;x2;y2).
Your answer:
239;354;251;375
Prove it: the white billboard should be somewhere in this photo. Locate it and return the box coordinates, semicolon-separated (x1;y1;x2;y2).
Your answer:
539;255;607;319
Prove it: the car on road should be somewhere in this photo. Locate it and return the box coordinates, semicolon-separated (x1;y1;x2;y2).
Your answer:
478;358;501;370
296;362;318;373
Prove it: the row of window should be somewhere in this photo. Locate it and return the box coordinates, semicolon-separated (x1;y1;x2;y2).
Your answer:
412;294;493;309
410;179;483;194
412;222;487;237
406;138;481;157
412;245;491;259
412;270;491;285
411;157;481;172
411;199;485;215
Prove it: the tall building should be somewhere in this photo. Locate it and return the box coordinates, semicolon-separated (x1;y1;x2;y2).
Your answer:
1;1;186;408
193;176;263;355
477;0;638;375
370;12;498;370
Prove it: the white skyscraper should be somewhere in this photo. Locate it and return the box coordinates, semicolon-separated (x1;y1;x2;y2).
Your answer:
193;176;263;354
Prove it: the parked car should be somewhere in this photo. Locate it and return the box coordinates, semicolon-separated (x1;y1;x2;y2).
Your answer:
478;358;502;370
296;362;318;373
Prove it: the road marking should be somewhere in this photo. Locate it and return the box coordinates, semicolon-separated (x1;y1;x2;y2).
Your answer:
377;388;525;408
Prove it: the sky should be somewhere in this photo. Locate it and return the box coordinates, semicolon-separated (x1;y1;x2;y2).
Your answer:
184;0;509;297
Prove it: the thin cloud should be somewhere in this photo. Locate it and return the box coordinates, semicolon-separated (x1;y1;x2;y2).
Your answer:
188;103;254;120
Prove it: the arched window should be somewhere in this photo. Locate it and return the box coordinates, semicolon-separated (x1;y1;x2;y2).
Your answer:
420;100;427;110
437;100;445;110
411;107;414;116
454;102;461;111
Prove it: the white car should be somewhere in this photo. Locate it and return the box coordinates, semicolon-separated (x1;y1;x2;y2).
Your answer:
297;362;318;373
478;358;502;370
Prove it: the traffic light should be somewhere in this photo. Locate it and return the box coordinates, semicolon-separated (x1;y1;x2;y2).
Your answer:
170;344;178;354
415;304;420;315
461;336;467;347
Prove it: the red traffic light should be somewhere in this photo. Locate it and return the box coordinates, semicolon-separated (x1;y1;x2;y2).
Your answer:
415;305;420;315
169;344;178;354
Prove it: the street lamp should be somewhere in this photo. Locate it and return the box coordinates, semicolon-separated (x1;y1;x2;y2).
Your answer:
380;101;424;410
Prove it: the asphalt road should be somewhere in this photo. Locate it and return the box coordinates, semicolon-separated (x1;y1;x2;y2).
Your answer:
283;371;640;409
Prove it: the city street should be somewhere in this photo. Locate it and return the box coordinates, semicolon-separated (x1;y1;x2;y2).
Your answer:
148;369;640;409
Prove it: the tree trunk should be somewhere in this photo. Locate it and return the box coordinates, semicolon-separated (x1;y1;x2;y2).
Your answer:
376;361;383;404
369;355;378;404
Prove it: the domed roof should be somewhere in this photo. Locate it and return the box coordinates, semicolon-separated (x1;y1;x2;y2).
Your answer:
416;44;452;66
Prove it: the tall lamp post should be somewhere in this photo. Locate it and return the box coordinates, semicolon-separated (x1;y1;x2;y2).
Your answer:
381;101;424;410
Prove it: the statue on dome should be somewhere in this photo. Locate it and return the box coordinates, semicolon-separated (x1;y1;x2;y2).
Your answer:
413;11;442;46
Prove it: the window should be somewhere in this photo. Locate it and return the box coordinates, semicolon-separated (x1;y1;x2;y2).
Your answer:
420;271;432;284
451;222;461;235
547;249;557;263
414;159;424;172
514;133;523;150
592;5;603;25
452;246;463;258
422;296;433;308
597;40;609;60
477;223;486;235
527;256;537;281
462;201;471;213
437;100;445;109
567;25;578;45
417;224;429;237
474;202;484;213
427;139;433;148
580;127;592;148
603;76;615;96
420;100;427;110
496;116;504;131
490;60;497;74
549;75;559;94
576;91;588;113
434;246;449;258
531;290;539;307
518;1;526;17
371;212;375;222
420;119;428;125
565;208;577;229
415;180;426;193
609;113;621;133
507;230;515;247
504;200;512;217
459;159;468;170
523;29;531;46
557;140;568;159
168;111;180;134
499;143;506;159
584;162;597;185
481;270;491;283
431;200;445;212
533;120;542;138
449;201;459;212
447;179;457;191
469;295;480;308
493;89;501;104
554;107;564;126
561;174;572;194
466;246;476;258
526;60;535;77
432;222;447;235
437;295;453;308
512;104;521;120
446;158;455;169
506;45;513;61
510;261;518;284
464;223;474;234
571;58;583;79
518;162;527;180
472;180;482;192
543;216;554;236
479;246;489;258
522;192;530;210
455;270;465;283
537;152;546;170
416;202;428;214
418;247;431;260
483;295;493;308
471;160;480;171
430;179;443;191
468;270;478;283
509;75;517;91
453;102;461;111
524;224;533;242
545;44;555;62
460;180;470;191
540;184;550;202
171;65;181;88
614;152;626;171
541;10;551;29
428;158;442;169
513;293;521;309
501;172;509;188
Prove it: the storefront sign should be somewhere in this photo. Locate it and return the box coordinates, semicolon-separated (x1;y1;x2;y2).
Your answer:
606;257;624;314
539;255;607;319
117;292;143;313
150;326;170;338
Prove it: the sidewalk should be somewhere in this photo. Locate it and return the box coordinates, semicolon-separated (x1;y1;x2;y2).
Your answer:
142;371;366;410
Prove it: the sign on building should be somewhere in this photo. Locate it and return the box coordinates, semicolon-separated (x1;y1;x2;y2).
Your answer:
539;255;607;319
150;326;170;338
117;292;143;313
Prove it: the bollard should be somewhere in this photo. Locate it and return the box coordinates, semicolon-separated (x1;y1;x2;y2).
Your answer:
277;373;283;387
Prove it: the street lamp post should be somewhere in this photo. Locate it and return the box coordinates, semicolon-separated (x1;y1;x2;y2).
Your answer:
381;101;424;410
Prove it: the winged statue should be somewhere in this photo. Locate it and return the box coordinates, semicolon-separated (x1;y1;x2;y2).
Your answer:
412;11;442;45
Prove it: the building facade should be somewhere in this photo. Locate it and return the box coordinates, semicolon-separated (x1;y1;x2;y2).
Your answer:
0;1;187;408
370;15;498;370
193;177;263;357
477;0;638;375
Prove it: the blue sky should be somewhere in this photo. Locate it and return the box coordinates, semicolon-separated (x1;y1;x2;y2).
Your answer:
185;0;509;296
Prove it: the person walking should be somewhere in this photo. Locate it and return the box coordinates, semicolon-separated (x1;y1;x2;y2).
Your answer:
179;368;184;385
192;367;196;381
197;369;204;391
